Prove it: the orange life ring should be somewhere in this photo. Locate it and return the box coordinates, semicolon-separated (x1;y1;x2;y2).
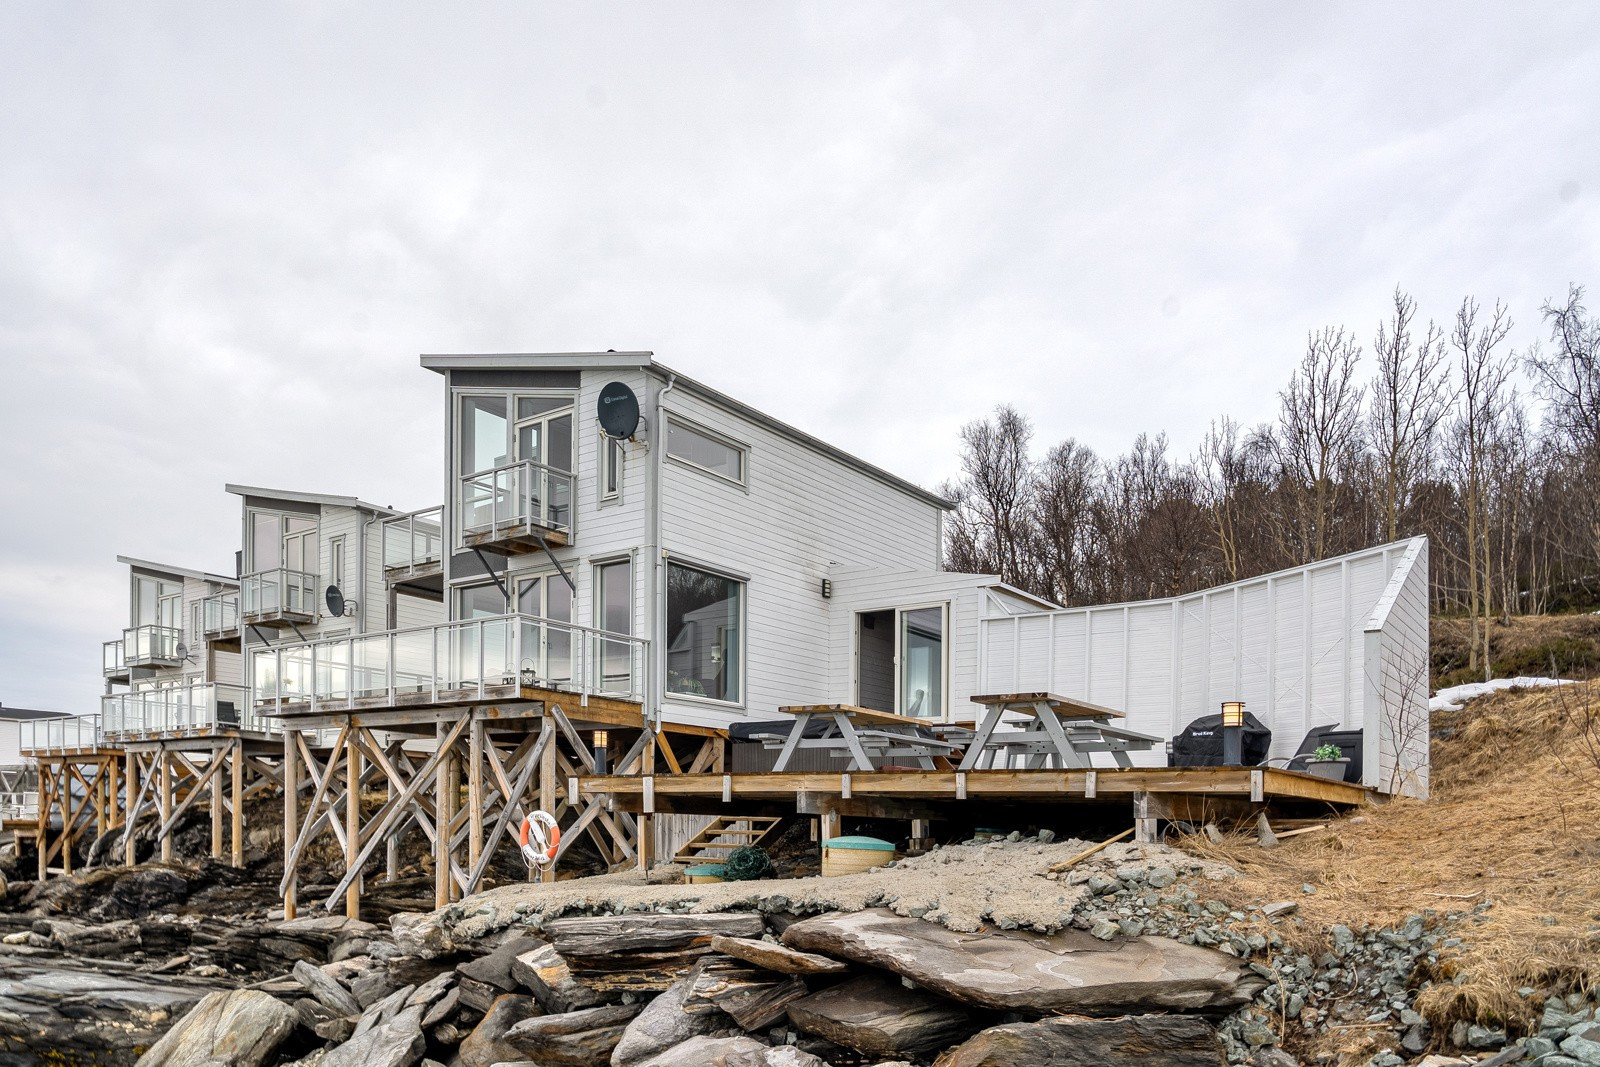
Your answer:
519;810;560;868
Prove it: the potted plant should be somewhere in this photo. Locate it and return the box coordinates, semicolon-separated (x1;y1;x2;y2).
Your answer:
1305;743;1350;781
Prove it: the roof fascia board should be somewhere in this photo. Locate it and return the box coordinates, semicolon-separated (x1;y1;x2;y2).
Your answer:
648;363;957;512
116;555;238;586
225;483;397;516
420;352;654;375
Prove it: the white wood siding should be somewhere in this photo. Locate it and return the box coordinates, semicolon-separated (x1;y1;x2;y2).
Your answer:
658;386;944;726
978;538;1430;794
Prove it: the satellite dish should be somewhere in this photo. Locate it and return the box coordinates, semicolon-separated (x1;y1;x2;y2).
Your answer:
174;641;189;662
325;585;346;618
596;381;641;439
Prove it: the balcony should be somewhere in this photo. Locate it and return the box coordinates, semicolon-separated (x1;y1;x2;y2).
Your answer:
200;591;241;647
102;682;268;741
103;639;128;681
459;460;574;555
240;568;319;629
383;506;443;581
252;613;645;716
104;625;183;672
21;715;105;756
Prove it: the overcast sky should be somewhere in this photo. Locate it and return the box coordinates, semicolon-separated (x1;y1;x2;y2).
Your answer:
1;4;1596;712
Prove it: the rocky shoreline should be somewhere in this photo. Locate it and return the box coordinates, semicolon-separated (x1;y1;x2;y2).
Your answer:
0;836;1594;1066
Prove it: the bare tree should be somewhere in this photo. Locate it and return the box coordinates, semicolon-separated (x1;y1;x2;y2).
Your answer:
1530;285;1600;574
1369;287;1451;542
1272;326;1367;563
1031;438;1100;606
1444;297;1514;678
944;406;1037;592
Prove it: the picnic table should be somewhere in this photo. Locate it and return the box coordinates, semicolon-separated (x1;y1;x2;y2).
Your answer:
956;692;1161;771
762;704;962;771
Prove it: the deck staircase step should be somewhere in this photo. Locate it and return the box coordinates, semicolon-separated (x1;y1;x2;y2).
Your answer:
673;815;790;865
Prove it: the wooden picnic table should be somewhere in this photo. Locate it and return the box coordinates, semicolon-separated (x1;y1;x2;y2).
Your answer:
765;704;961;772
957;692;1160;771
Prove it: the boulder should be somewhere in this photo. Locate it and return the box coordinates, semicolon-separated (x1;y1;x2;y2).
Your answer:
319;1003;427;1067
389;911;453;958
786;974;976;1056
636;1036;771;1067
544;913;765;993
726;1047;831;1067
458;934;546;991
612;974;729;1066
293;959;362;1017
708;936;848;975
683;956;809;1030
136;989;297;1067
503;1003;643;1065
459;993;544;1067
782;909;1264;1015
931;1013;1225;1066
514;943;607;1013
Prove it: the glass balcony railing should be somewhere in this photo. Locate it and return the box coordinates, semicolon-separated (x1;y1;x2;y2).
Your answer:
122;624;183;667
0;790;39;821
103;639;127;677
201;591;240;637
459;460;575;544
102;682;265;739
252;613;645;714
382;506;443;574
240;568;319;622
21;715;103;754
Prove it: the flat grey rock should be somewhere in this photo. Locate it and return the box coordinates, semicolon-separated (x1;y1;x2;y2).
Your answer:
612;976;727;1066
786;974;975;1056
635;1035;771;1067
931;1012;1225;1066
783;909;1264;1015
708;936;848;975
136;989;297;1067
319;1003;427;1067
293;959;361;1017
458;993;544;1067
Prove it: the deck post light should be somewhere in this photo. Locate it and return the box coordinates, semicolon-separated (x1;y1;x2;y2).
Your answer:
593;730;609;774
1221;701;1246;766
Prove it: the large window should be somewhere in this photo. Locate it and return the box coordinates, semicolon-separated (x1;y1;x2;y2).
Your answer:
666;420;746;484
665;563;743;703
458;393;574;476
247;510;317;574
132;574;181;628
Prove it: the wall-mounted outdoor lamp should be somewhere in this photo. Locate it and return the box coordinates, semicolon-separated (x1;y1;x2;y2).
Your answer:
593;730;609;775
1220;701;1246;766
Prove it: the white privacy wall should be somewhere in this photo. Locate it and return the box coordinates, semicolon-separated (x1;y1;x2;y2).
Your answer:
978;538;1430;796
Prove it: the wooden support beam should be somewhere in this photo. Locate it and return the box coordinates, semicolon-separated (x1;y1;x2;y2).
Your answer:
434;721;451;909
283;729;298;920
468;719;484;873
344;728;362;919
123;753;140;864
159;749;173;863
230;740;244;867
211;746;225;861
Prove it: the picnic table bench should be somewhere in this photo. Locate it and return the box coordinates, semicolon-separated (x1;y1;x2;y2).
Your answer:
956;692;1161;771
760;704;961;771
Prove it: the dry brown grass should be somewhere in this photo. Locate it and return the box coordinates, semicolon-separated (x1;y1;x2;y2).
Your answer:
1181;680;1600;1045
1432;613;1600;688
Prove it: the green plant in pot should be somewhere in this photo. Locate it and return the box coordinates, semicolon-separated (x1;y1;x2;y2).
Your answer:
1306;742;1350;781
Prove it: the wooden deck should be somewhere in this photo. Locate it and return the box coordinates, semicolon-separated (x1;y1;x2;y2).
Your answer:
576;765;1372;842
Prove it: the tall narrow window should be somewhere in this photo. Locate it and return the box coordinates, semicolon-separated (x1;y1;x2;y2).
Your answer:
665;563;742;704
249;511;280;573
602;438;623;500
328;536;347;592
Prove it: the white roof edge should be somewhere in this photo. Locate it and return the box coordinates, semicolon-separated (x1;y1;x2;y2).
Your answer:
117;555;238;586
990;582;1061;611
420;352;654;374
1364;538;1428;633
226;483;398;516
988;536;1429;619
415;351;955;512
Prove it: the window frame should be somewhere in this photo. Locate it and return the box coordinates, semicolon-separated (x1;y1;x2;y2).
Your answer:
664;417;749;488
663;559;746;708
455;389;577;478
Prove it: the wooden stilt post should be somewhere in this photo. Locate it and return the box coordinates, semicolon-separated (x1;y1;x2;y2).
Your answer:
385;740;399;883
95;763;109;839
283;730;298;921
345;728;362;920
124;754;140;867
538;718;557;883
159;748;173;863
230;740;244;868
108;757;121;830
62;765;76;876
468;719;484;875
434;721;450;909
36;763;50;881
210;746;225;861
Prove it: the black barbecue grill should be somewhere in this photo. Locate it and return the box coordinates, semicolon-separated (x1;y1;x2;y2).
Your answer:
1168;711;1273;768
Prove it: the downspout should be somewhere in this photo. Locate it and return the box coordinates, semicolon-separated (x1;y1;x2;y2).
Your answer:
357;511;370;635
648;373;677;730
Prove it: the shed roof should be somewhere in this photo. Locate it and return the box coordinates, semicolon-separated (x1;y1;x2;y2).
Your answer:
226;484;398;516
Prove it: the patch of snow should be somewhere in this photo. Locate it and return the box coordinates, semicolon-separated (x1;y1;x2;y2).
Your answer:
1429;676;1571;713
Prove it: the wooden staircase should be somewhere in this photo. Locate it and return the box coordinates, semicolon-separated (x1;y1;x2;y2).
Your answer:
673;815;791;864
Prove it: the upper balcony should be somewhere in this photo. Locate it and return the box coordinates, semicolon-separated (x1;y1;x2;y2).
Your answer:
459;460;574;555
104;625;183;679
240;568;319;629
200;591;241;646
383;506;443;582
252;612;644;717
102;682;270;741
21;715;106;756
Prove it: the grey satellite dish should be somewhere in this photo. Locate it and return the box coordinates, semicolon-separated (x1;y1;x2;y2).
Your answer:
597;381;641;439
325;585;346;618
174;640;189;662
